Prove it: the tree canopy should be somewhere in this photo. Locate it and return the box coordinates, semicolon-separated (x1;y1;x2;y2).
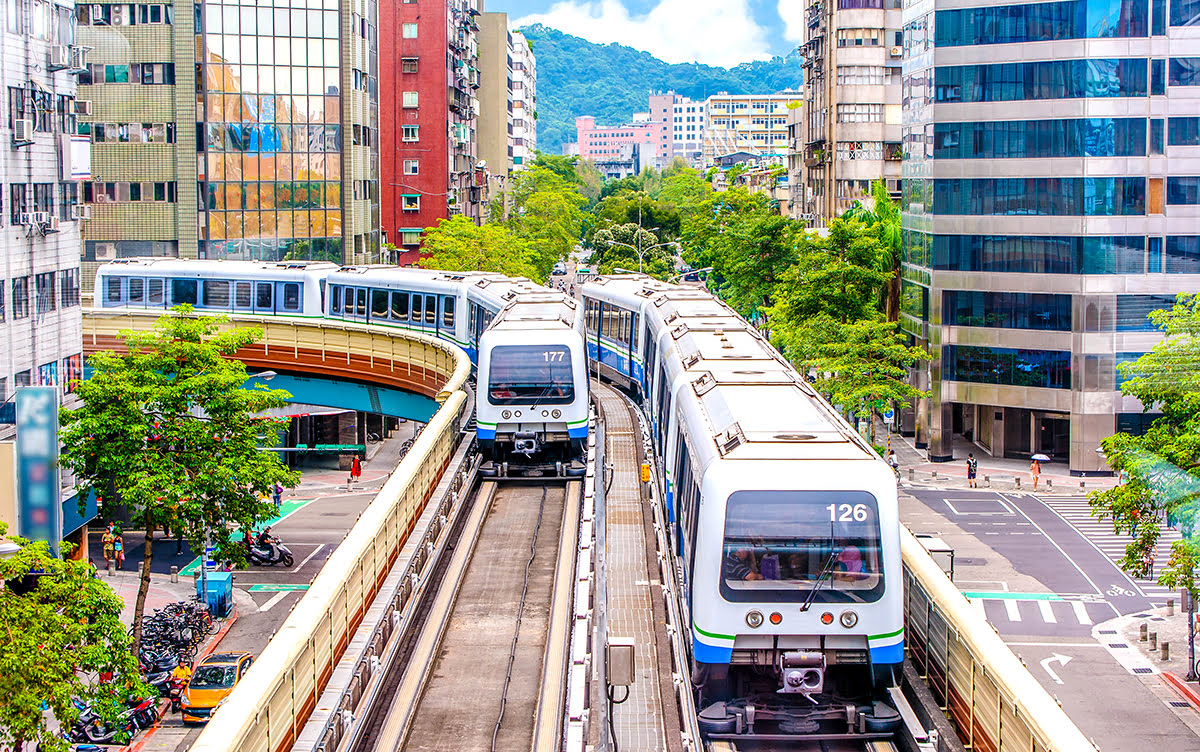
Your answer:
590;223;675;279
1090;294;1200;592
59;309;298;648
0;528;147;751
420;216;538;280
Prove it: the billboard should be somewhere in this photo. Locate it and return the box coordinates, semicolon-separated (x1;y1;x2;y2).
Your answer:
16;387;61;554
60;134;92;181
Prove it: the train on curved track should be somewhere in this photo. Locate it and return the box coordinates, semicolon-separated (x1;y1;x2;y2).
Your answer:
94;258;903;739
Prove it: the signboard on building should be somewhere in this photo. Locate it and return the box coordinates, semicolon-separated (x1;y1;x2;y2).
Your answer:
16;387;61;554
60;134;92;181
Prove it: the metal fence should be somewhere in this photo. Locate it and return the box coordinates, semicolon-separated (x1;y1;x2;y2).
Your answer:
902;527;1095;752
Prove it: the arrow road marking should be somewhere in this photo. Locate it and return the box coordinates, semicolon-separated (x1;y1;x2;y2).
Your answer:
1040;653;1073;684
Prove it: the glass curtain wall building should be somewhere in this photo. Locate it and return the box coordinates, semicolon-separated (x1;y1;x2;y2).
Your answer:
78;0;379;281
901;0;1200;474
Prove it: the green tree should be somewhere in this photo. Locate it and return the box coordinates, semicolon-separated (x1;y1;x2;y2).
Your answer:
591;223;674;279
531;152;582;184
59;309;299;649
773;218;891;326
705;211;801;323
658;167;714;210
678;187;771;273
420;216;538;279
842;180;902;320
598;175;645;201
0;528;148;751
1090;294;1200;593
588;191;681;246
508;165;587;279
575;159;604;207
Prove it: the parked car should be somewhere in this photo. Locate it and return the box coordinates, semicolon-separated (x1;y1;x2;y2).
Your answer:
180;652;254;724
551;262;567;276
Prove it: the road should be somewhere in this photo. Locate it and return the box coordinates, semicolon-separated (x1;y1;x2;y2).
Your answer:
903;488;1200;750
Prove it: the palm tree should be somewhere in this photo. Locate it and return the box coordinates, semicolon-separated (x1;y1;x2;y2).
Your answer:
842;180;901;321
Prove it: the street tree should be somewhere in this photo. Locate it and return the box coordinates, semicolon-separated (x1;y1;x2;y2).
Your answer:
588;191;681;246
591;222;674;279
842;180;902;320
59;308;299;649
508;165;587;279
705;210;801;324
772;218;891;326
0;528;148;751
658;167;714;210
1090;294;1200;592
420;216;539;280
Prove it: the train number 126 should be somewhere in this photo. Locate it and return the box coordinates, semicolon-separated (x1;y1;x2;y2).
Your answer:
543;351;565;362
826;503;869;522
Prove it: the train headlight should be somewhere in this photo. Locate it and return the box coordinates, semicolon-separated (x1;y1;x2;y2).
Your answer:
839;610;858;628
552;409;561;419
515;410;522;417
745;610;764;628
541;410;549;417
502;410;512;420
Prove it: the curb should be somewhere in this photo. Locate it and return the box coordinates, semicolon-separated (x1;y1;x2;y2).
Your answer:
1161;671;1200;710
121;607;239;752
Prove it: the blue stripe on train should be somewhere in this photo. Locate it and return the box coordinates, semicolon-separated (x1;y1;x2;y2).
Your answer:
477;427;496;440
693;638;733;664
568;425;588;438
870;641;905;665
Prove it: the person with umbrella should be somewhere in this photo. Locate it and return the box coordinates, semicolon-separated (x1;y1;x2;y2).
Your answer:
1030;454;1049;491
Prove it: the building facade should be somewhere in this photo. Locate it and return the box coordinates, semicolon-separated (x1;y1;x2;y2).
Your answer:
701;91;802;165
476;12;511;186
77;0;381;276
509;30;535;169
574;115;657;165
797;0;903;223
648;91;704;168
380;0;481;264
900;0;1200;475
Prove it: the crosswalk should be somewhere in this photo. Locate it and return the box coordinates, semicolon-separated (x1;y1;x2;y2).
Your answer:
1039;494;1182;603
965;593;1109;628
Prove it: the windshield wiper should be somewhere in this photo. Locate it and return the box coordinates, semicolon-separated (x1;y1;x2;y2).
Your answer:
799;546;841;612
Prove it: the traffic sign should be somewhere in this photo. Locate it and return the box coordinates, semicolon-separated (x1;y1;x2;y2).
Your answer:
883;408;895;424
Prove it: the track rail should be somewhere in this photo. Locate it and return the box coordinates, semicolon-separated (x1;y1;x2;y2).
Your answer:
350;479;581;752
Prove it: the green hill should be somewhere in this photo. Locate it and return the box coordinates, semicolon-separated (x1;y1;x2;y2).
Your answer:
519;24;803;155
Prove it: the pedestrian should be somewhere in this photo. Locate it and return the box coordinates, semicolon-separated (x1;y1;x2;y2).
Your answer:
1030;458;1042;491
113;529;125;570
966;453;978;489
101;523;115;569
351;455;362;482
886;450;899;479
273;481;283;508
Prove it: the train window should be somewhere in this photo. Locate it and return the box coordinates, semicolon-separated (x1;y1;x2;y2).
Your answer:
171;279;197;305
442;297;455;328
148;279;164;305
105;276;123;304
331;285;342;314
487;344;575;405
202;280;230;308
631;313;639;351
129;278;145;304
391;291;408;320
284;283;301;311
409;294;422;323
720;491;883;604
353;287;365;316
371;289;389;318
341;286;353;314
235;282;252;308
256;283;272;309
424;295;436;325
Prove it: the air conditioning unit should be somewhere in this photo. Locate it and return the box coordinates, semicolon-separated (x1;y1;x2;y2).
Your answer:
94;242;116;260
43;215;61;233
13;118;34;144
18;213;36;226
49;44;71;70
74;100;92;116
32;211;51;225
70;45;90;72
71;204;91;220
890;46;903;57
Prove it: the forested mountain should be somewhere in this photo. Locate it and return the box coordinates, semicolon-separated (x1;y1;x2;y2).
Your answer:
519;25;803;154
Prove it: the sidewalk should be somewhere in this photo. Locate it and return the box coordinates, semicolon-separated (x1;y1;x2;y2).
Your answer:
882;420;1119;494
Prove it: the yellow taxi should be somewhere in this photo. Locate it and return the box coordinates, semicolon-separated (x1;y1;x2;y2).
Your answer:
180;652;254;724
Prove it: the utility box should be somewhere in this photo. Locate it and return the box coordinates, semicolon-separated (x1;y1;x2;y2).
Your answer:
196;571;234;617
607;637;635;687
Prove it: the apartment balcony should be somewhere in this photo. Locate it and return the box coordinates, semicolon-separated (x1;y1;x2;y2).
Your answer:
884;142;904;161
807;1;823;27
803;148;828;168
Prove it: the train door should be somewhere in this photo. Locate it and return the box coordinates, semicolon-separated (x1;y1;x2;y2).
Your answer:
254;281;275;314
439;295;456;340
232;280;254;312
369;288;389;324
410;293;426;329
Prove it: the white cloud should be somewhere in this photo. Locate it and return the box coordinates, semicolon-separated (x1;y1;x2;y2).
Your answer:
777;0;807;43
512;0;772;67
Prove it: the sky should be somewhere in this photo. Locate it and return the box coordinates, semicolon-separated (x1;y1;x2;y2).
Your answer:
496;0;802;68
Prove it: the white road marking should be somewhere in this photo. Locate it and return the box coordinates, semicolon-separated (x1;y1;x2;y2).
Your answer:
1038;600;1057;623
258;591;290;612
1039;653;1072;684
1004;600;1022;621
290;543;326;572
1072;601;1093;625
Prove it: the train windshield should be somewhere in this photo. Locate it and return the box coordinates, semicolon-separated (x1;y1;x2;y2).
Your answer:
487;345;575;406
720;490;883;603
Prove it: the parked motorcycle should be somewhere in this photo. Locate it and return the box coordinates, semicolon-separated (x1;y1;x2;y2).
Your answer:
66;696;156;744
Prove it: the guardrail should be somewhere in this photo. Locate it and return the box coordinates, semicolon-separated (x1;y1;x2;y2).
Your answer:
190;390;468;752
901;526;1095;752
82;309;471;402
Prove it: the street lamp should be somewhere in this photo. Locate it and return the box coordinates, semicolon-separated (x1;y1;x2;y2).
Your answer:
605;239;680;274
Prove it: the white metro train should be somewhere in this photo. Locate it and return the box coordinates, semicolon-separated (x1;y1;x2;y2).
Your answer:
93;259;588;472
581;274;903;739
